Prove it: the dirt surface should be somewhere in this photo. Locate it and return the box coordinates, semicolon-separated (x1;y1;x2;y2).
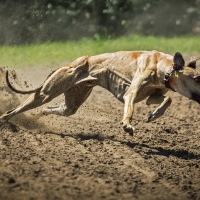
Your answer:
0;57;200;200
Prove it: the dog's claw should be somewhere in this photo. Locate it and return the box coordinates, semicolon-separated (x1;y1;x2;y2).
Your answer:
122;123;135;136
0;114;8;122
147;111;158;122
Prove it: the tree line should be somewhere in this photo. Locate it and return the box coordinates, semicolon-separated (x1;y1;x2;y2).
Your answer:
0;0;199;45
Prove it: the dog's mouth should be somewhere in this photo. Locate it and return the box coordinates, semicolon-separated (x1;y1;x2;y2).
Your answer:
191;93;200;104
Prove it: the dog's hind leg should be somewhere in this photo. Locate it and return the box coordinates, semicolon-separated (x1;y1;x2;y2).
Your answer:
42;84;93;117
0;90;53;121
146;90;172;122
43;102;67;116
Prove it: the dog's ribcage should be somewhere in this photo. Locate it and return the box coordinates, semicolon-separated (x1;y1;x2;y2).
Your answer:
89;52;139;102
103;70;131;102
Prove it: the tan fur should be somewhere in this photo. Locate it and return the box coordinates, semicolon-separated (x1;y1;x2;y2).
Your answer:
1;50;200;135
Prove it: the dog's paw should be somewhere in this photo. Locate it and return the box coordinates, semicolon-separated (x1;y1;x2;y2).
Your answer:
121;122;135;136
147;110;158;122
42;108;49;115
0;115;8;123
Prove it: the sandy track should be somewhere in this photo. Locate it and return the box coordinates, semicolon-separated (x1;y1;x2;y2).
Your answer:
0;61;200;200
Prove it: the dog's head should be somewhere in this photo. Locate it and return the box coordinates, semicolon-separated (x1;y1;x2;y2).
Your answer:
172;52;200;104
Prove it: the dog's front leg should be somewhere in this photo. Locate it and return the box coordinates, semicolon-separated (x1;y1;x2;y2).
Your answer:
122;89;137;135
147;95;172;122
122;70;153;135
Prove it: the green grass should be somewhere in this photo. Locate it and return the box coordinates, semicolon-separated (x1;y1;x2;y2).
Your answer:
0;35;200;68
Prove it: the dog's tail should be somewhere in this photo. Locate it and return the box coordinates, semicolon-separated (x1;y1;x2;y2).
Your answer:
6;68;57;94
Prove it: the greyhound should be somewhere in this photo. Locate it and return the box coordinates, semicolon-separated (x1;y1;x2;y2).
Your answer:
0;50;199;135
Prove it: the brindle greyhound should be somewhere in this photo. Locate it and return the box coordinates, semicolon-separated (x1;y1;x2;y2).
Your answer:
0;51;199;135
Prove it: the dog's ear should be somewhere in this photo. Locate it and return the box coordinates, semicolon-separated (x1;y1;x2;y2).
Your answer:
74;58;90;74
187;56;198;69
173;52;185;70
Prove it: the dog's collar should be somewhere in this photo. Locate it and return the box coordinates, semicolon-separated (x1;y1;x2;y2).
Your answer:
164;68;176;92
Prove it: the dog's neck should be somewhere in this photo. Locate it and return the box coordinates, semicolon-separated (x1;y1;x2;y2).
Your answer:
164;68;176;92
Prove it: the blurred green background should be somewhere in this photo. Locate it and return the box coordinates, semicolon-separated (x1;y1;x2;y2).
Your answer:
0;0;200;68
0;0;199;45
